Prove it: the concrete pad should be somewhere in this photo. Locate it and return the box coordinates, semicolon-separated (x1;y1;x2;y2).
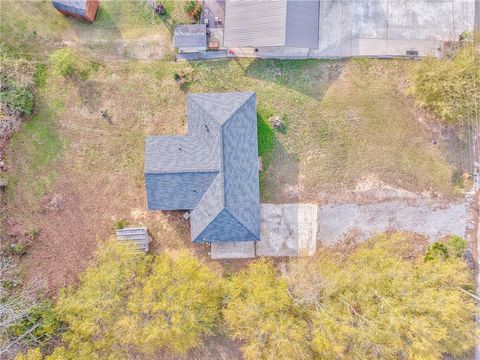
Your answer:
211;241;255;259
256;204;318;257
387;38;442;57
317;200;467;246
454;0;476;34
353;0;388;39
316;0;353;57
357;38;389;56
388;1;454;41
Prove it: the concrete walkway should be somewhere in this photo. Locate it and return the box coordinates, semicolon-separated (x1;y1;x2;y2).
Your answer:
317;200;467;245
211;204;318;259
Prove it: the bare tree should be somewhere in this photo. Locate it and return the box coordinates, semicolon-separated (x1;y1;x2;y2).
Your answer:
0;253;47;357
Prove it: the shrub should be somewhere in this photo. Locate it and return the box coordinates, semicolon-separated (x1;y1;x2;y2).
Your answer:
49;48;98;80
27;226;39;240
114;219;128;230
0;80;33;115
184;0;202;22
174;67;195;90
410;36;480;124
10;242;28;256
49;48;77;77
425;235;468;261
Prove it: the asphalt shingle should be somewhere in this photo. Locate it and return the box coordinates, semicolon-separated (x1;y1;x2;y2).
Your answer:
145;92;260;243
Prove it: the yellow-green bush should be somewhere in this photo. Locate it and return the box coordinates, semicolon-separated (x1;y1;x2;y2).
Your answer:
410;35;480;124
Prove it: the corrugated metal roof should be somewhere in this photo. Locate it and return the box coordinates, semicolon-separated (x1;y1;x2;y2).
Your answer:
145;92;260;243
116;227;150;252
174;24;207;48
224;0;287;47
223;0;320;49
52;0;87;16
286;0;319;48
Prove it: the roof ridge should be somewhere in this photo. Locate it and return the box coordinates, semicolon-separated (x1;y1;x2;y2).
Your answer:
195;172;224;212
189;92;255;126
145;170;220;175
219;92;256;129
223;208;259;241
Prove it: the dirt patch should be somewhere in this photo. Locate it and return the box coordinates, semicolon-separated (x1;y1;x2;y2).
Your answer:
154;335;243;360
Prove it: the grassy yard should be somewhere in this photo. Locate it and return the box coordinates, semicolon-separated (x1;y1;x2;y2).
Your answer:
188;58;457;201
1;1;464;293
0;0;195;61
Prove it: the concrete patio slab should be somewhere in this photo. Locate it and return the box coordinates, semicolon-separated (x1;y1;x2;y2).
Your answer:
211;241;255;259
256;203;318;257
211;203;318;259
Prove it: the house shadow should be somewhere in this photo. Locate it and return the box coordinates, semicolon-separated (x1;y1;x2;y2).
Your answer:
244;58;346;100
261;138;301;203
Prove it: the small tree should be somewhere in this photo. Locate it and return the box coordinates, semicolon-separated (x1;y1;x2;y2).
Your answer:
0;254;59;357
223;260;311;360
286;233;477;359
50;242;223;358
118;252;224;354
54;240;148;359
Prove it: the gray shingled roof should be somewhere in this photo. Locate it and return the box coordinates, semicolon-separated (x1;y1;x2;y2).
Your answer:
145;92;260;243
223;0;320;49
52;0;88;16
174;24;207;49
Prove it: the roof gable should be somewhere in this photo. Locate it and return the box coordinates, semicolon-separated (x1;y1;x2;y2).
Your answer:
193;209;259;243
145;172;218;210
188;92;255;125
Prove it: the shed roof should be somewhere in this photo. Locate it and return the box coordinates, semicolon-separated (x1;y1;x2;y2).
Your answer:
286;0;319;48
145;92;260;243
174;24;207;48
224;0;287;47
52;0;88;16
223;0;320;49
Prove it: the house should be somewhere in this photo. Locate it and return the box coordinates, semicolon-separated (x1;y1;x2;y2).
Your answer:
174;24;207;53
218;0;475;57
145;92;260;243
52;0;99;23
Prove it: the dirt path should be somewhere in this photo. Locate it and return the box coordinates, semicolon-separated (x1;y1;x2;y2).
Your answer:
317;199;467;245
